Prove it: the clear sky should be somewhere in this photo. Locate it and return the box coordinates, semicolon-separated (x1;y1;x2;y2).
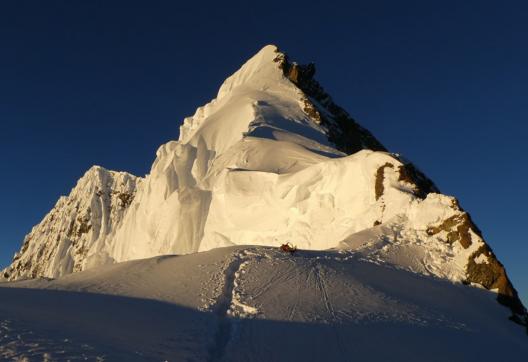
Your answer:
1;1;526;304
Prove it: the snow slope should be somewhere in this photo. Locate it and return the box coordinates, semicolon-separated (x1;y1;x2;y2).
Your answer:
0;246;526;361
2;44;526;328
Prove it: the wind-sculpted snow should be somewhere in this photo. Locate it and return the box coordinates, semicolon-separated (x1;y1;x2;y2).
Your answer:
3;44;526;328
0;247;526;361
2;166;140;280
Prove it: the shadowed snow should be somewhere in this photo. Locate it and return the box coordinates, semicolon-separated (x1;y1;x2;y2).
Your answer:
1;246;526;361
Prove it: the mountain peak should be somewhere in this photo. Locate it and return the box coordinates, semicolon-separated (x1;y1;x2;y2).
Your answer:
82;165;137;179
215;44;286;100
179;45;385;157
257;43;281;56
4;45;526;333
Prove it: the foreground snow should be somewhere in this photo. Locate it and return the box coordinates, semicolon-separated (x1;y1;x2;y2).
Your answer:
1;246;526;361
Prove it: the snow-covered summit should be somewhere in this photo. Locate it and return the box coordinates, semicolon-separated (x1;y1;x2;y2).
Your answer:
178;44;383;156
179;44;337;156
3;45;526;328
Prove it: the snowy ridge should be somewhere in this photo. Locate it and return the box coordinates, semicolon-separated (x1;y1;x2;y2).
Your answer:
2;166;140;279
178;44;339;155
3;45;526;327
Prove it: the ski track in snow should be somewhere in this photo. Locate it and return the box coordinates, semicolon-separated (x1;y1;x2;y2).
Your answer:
310;262;347;357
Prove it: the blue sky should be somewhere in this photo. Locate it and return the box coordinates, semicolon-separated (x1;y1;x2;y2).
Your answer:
1;1;527;304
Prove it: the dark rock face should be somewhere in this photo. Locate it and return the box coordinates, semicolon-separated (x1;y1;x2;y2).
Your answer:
273;52;386;155
274;47;440;202
375;157;439;202
397;163;439;199
375;163;394;201
426;201;527;327
117;192;134;208
467;245;527;324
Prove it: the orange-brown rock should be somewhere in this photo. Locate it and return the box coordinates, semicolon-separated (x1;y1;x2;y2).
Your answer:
375;163;394;201
273;51;386;155
426;212;480;249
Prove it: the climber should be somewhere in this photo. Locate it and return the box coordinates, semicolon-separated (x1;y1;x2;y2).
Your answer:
280;242;297;254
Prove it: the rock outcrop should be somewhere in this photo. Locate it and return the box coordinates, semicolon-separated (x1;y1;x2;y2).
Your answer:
274;51;386;154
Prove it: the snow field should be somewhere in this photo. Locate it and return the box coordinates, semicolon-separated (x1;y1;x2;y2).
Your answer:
3;246;526;361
